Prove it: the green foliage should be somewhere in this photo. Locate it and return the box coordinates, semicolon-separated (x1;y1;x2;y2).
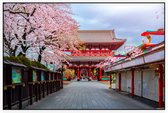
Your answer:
4;56;22;64
18;55;31;67
31;61;49;70
31;61;38;67
4;56;49;70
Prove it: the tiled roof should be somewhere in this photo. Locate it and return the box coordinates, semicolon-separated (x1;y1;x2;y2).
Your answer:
70;56;107;62
104;42;165;72
78;30;126;43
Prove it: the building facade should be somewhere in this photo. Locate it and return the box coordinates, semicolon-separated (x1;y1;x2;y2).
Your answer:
64;30;126;80
104;42;165;108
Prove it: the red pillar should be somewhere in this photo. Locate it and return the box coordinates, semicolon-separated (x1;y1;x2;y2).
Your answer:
77;67;80;79
158;64;163;108
118;73;121;92
89;67;91;77
131;69;134;97
110;74;112;84
99;67;102;80
87;68;89;77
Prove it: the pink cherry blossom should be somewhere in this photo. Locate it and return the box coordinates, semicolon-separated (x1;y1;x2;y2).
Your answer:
4;3;81;64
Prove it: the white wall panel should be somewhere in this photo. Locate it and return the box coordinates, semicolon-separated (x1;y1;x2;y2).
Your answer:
126;71;132;93
142;70;158;101
121;71;127;92
134;71;142;96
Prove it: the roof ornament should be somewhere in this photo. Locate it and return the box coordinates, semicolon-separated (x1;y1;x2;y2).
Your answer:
140;28;164;50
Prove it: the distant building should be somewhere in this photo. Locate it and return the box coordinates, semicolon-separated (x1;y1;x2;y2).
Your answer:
65;30;126;80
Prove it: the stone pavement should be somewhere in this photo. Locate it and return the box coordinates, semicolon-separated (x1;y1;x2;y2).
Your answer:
25;81;154;110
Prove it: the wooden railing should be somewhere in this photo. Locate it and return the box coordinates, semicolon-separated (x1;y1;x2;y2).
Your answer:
3;61;63;109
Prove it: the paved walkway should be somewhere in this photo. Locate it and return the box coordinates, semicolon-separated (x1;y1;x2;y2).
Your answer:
25;81;154;110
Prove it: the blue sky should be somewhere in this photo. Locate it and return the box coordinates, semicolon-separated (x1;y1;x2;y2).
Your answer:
71;3;164;52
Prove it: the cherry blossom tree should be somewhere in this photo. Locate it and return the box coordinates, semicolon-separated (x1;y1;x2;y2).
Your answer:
4;4;38;56
124;46;144;60
3;32;18;56
4;3;81;65
95;46;144;69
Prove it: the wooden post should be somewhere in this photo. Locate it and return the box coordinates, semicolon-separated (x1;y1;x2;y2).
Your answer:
6;65;12;109
29;84;33;105
50;72;52;94
28;69;33;105
131;69;134;97
158;64;163;108
18;85;22;109
38;83;41;100
42;83;45;98
50;82;52;93
38;71;41;100
7;87;12;109
61;64;63;89
57;73;60;89
99;68;102;81
56;73;58;91
18;68;25;109
118;73;121;92
53;73;56;92
52;73;55;92
35;83;38;102
41;71;46;98
46;72;49;95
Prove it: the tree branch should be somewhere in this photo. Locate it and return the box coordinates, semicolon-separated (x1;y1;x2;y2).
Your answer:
4;9;30;15
30;8;36;16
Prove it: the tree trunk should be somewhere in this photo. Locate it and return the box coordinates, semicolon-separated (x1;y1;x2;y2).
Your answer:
38;54;42;62
18;52;26;57
37;46;46;62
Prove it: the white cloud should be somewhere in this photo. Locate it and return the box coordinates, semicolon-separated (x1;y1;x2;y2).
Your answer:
71;3;164;49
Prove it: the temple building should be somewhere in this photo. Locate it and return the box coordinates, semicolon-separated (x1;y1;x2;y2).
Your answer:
64;30;126;80
104;28;165;108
